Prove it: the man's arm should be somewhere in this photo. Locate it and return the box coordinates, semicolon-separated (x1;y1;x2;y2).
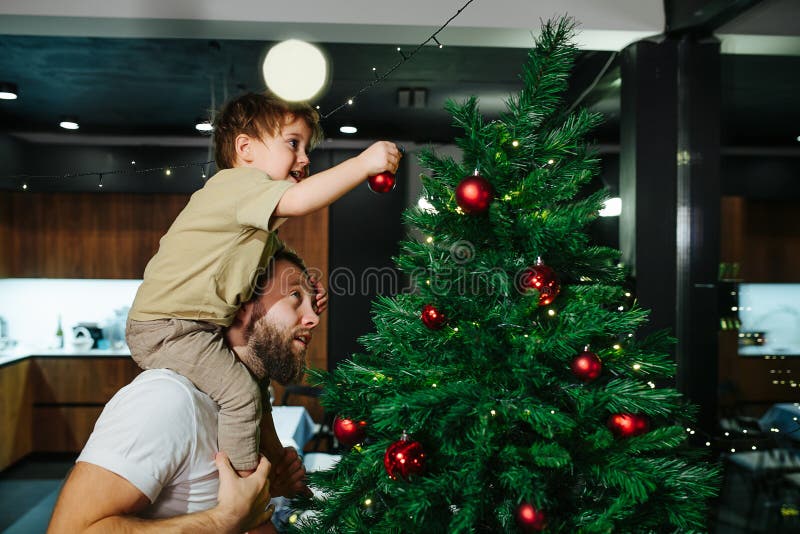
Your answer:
47;453;273;534
274;141;401;217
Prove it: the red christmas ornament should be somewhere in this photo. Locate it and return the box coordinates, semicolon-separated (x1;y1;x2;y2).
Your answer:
516;503;546;532
607;413;650;438
333;416;367;447
384;433;426;480
570;349;602;382
518;258;560;306
421;304;447;330
368;171;396;193
455;173;493;214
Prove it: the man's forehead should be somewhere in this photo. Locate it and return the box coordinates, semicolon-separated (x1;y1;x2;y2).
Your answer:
274;260;313;293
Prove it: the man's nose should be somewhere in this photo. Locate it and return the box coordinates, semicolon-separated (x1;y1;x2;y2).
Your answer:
301;304;319;329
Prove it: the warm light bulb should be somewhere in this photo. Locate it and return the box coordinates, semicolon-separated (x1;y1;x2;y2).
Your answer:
262;40;328;101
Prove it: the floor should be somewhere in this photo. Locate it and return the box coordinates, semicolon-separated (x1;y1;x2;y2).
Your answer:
2;454;800;533
0;453;73;533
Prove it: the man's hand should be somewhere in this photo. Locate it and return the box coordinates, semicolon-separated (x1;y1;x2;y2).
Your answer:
268;446;310;498
213;452;274;532
310;275;328;315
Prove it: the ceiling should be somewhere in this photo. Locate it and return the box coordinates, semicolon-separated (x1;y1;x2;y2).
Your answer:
0;0;798;167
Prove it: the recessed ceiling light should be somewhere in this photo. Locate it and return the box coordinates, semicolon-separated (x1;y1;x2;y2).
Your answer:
195;118;213;132
339;125;357;134
796;135;800;142
0;82;18;100
59;117;79;130
262;39;328;101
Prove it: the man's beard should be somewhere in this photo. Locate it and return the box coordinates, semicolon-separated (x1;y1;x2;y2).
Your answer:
241;303;309;384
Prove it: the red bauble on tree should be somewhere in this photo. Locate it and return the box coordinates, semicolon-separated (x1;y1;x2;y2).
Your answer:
333;416;367;448
421;304;447;330
368;171;396;193
516;503;546;532
570;349;602;382
518;258;560;306
384;433;426;480
455;173;493;214
607;413;650;438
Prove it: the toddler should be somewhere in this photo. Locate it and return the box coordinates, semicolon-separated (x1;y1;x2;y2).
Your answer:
127;92;401;473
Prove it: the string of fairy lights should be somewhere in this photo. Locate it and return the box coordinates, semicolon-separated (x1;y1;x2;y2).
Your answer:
5;0;478;191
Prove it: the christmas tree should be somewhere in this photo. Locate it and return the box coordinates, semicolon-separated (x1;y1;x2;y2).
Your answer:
292;18;718;533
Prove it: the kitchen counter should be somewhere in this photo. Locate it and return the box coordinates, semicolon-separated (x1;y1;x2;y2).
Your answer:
0;347;131;368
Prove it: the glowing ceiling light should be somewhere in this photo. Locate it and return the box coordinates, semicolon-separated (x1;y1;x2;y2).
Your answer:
262;40;328;101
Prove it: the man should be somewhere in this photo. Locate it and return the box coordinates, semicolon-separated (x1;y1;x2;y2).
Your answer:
47;249;321;533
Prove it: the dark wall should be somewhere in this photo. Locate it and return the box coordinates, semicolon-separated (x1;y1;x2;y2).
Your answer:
327;150;408;370
0;134;24;177
1;138;212;193
722;154;800;199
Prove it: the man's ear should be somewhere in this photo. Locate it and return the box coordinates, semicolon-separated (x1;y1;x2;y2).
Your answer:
235;134;254;163
234;299;254;327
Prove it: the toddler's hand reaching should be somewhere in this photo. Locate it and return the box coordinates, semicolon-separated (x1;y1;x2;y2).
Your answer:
357;141;402;178
310;275;328;315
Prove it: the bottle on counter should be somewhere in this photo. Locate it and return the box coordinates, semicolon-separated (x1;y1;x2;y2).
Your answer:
55;314;64;349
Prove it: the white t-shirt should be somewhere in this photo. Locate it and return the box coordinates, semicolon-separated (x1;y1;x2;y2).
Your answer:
78;369;220;518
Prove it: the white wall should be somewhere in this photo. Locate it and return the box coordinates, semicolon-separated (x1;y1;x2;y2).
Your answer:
0;278;141;350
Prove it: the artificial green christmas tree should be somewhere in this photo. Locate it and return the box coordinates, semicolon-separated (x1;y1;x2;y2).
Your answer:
292;18;718;533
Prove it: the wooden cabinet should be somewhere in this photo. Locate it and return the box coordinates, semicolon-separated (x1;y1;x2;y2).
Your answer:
1;192;189;279
0;360;33;470
0;357;141;467
30;357;141;404
29;358;141;453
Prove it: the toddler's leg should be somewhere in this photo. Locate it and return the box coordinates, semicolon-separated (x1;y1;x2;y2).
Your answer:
126;318;263;471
